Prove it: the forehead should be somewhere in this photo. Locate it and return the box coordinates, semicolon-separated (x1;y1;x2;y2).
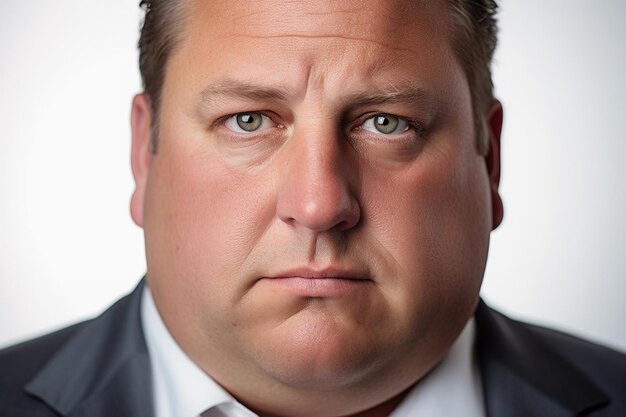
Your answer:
167;0;460;103
184;0;449;37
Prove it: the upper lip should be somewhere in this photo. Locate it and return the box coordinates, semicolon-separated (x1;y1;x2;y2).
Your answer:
267;266;370;280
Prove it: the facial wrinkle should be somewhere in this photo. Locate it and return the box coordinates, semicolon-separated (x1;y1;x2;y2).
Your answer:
229;33;420;57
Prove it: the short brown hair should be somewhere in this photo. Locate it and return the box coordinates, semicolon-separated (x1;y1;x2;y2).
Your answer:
138;0;498;154
138;0;187;152
447;0;499;154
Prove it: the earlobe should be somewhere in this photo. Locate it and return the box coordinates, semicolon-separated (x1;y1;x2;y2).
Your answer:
485;100;504;230
130;93;154;228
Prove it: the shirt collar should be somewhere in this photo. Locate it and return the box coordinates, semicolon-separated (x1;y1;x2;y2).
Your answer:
142;285;483;417
389;317;485;417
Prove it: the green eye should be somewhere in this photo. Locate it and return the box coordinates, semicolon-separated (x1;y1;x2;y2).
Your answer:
373;114;399;134
236;112;263;131
361;114;410;135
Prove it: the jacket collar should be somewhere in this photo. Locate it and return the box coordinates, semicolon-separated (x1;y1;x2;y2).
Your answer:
25;280;153;417
475;300;609;417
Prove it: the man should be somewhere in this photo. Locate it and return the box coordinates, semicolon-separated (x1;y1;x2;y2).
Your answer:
0;1;624;416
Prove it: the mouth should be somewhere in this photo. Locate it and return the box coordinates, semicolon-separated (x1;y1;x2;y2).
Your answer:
263;267;372;297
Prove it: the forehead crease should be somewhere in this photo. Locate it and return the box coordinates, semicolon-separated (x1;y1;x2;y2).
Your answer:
227;32;420;57
188;0;447;42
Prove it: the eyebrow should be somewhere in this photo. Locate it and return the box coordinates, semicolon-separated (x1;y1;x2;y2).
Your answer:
198;81;290;107
343;85;434;108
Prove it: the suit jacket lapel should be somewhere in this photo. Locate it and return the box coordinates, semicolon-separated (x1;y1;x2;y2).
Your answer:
24;281;153;417
475;301;609;417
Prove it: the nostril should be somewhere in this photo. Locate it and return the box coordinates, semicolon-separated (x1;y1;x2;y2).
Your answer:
338;200;361;231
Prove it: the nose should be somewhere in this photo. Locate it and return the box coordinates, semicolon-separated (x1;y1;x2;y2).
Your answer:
276;127;360;232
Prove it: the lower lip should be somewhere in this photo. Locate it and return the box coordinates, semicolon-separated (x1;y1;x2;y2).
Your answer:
265;277;370;297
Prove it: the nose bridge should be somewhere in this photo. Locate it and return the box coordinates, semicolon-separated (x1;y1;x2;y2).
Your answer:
276;122;360;232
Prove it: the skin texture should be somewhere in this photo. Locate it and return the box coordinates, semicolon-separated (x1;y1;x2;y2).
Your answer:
130;0;503;416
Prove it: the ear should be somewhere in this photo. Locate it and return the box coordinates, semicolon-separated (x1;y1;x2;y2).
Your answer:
130;93;154;228
485;100;504;230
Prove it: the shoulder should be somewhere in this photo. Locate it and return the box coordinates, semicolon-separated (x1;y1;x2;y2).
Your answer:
476;302;626;416
0;321;89;415
523;319;626;398
499;307;626;376
0;282;149;417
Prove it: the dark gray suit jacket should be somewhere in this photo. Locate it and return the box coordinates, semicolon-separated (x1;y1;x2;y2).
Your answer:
1;281;625;416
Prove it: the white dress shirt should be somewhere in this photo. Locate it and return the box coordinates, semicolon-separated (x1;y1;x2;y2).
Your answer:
141;286;485;417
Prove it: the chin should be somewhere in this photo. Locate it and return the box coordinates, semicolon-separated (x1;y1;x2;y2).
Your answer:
244;308;410;391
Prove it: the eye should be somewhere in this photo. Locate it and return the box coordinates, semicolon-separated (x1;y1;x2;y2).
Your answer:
361;114;410;135
225;112;274;133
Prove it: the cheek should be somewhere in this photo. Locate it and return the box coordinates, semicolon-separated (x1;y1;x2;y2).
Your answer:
362;145;491;309
143;141;276;309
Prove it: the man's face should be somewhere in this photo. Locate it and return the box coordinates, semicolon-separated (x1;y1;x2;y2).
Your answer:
131;0;501;414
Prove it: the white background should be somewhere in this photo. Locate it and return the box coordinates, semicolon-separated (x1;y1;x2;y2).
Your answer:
1;1;625;351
